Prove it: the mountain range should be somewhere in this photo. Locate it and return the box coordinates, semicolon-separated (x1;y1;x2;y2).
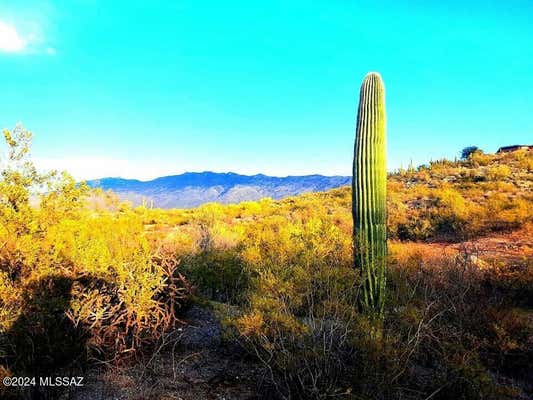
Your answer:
86;172;351;209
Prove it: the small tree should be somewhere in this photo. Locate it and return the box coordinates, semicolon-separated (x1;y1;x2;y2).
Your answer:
461;146;482;160
1;124;88;238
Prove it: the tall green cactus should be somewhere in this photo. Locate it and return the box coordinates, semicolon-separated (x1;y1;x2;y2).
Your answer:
352;72;387;317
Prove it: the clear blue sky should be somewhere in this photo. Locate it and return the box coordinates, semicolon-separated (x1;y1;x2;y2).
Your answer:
1;1;532;180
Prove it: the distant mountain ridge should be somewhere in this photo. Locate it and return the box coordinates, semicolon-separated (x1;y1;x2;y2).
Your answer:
87;172;351;209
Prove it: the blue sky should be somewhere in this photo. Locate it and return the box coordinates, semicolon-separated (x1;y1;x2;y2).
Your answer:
1;1;532;180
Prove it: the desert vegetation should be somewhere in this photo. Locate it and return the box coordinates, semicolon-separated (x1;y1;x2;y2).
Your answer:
0;123;532;399
0;126;192;398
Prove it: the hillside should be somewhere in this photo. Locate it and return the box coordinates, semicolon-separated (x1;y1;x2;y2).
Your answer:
86;172;350;208
139;149;532;244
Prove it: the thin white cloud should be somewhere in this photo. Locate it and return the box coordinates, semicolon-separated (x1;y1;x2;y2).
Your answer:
35;157;182;181
0;21;26;52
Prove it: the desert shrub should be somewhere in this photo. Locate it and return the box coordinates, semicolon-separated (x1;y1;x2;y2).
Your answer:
234;217;358;399
484;194;532;232
232;257;390;399
182;248;249;304
59;216;191;362
469;151;492;166
486;164;512;180
396;216;435;241
387;182;410;239
430;188;469;236
0;126;191;382
385;248;532;400
482;256;533;308
414;169;431;182
237;285;361;400
177;218;249;304
429;187;489;239
513;149;533;172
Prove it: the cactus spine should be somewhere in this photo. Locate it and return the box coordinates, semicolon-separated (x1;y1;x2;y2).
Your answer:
352;72;387;316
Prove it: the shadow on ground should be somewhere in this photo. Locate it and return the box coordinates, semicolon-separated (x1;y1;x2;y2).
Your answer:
2;275;107;400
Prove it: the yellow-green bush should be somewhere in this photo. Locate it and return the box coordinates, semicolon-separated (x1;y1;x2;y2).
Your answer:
486;164;512;180
0;126;190;378
233;217;359;399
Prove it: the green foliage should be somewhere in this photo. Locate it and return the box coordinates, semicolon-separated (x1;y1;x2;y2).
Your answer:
182;248;249;304
461;146;482;160
486;164;512;180
0;126;191;381
352;72;387;316
234;217;358;399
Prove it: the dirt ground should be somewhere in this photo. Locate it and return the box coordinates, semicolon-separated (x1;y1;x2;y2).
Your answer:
60;305;265;400
393;224;533;266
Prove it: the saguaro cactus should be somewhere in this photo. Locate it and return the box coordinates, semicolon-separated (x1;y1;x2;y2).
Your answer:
352;72;387;317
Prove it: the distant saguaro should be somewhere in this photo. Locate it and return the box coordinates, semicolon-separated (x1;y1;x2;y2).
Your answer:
352;72;387;317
